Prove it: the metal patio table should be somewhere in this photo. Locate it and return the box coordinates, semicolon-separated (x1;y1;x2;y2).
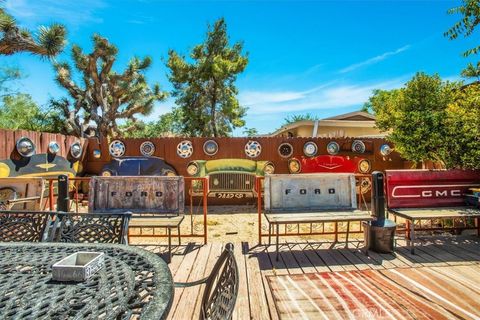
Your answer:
0;242;174;319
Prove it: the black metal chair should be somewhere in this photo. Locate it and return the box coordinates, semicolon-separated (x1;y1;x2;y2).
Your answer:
175;243;239;320
50;212;132;244
0;210;53;242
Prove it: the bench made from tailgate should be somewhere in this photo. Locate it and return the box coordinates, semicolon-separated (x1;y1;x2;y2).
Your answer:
263;173;373;259
0;178;45;211
386;169;480;253
89;176;185;261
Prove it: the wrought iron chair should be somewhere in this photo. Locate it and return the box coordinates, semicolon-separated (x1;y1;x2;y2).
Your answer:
50;212;132;244
175;243;239;320
0;210;53;242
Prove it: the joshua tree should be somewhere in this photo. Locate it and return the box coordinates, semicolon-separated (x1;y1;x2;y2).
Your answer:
0;6;66;57
53;34;167;138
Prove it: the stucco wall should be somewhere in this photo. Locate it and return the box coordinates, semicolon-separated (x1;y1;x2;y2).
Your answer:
283;124;383;138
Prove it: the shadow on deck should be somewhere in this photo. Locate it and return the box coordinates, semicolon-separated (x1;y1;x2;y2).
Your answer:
136;235;480;320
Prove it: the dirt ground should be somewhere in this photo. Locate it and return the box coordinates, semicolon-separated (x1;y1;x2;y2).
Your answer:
74;204;474;245
127;205;367;245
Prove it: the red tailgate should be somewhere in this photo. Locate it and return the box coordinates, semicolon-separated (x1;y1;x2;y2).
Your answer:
385;169;480;208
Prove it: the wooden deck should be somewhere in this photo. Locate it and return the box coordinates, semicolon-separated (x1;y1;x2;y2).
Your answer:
138;235;480;319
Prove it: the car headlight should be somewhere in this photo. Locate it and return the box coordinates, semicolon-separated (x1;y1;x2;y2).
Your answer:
327;141;340;155
101;170;112;177
380;144;393;156
288;159;301;173
264;162;275;174
70;142;83;159
48;141;60;155
16;137;36;157
164;169;177;177
358;159;371;173
186;162;199;176
360;177;372;194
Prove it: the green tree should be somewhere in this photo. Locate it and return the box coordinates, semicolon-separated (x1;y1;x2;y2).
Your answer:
442;83;480;169
53;34;167;138
0;65;21;97
445;0;480;57
445;0;480;82
0;93;63;132
242;127;258;137
167;18;248;137
283;113;319;125
121;107;184;138
366;73;459;164
0;5;66;57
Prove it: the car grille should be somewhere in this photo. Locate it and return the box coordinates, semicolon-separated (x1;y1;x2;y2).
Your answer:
208;173;256;192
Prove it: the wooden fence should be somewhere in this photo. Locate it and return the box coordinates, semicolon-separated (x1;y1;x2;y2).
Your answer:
0;129;87;161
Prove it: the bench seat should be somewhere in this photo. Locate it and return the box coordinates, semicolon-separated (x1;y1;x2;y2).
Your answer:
388;207;480;220
129;215;185;228
388;206;480;254
265;211;373;224
128;215;185;261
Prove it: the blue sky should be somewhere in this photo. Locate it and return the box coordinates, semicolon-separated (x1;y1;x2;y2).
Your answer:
2;0;478;135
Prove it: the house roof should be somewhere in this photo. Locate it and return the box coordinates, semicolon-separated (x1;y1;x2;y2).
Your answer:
322;111;376;121
269;111;377;136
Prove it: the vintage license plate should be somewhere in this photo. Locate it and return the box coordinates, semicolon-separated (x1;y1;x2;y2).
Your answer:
215;192;246;199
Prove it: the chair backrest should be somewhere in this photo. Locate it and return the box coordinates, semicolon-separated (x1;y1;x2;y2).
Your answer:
88;176;185;215
201;243;239;320
0;210;52;242
385;169;480;209
264;173;357;213
50;212;131;244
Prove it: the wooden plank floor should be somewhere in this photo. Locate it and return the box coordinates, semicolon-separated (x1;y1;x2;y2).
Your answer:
137;235;480;320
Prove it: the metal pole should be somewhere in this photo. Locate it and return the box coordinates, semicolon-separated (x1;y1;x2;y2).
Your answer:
57;175;69;212
49;180;54;211
257;177;263;244
203;177;208;244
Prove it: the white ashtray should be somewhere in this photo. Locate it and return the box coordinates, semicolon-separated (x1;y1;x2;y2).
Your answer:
52;252;105;282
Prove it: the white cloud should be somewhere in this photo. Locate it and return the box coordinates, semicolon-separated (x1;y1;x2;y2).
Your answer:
339;45;411;73
241;77;407;115
5;0;107;27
